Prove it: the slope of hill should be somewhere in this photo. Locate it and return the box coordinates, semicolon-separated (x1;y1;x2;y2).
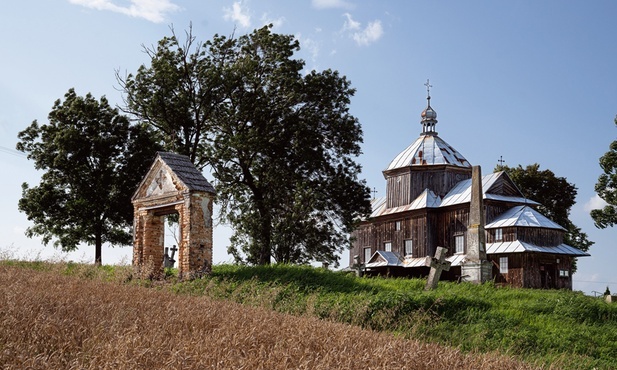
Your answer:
0;264;539;370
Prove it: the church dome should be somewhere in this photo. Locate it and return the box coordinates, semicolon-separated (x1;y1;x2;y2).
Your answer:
385;81;470;171
421;103;437;120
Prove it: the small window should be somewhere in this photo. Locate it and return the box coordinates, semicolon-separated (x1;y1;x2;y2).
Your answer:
455;235;464;254
495;228;503;241
384;242;392;252
395;221;402;231
404;239;413;256
363;247;372;263
560;270;570;277
499;257;508;274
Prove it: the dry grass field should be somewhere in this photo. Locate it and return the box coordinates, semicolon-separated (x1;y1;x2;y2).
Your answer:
0;265;545;370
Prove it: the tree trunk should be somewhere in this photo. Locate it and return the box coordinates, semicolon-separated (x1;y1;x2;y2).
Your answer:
95;232;102;266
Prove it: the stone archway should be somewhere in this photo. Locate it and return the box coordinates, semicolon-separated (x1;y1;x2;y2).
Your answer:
132;152;215;278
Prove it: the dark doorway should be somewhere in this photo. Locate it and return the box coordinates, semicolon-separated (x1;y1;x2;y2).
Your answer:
540;264;555;289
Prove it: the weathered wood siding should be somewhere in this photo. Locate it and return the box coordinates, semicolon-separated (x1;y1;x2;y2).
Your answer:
517;227;563;247
435;206;469;253
351;213;431;262
385;167;471;209
491;253;573;289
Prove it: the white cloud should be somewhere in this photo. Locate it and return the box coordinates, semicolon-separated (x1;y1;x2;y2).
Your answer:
584;193;608;212
223;1;251;29
68;0;180;23
342;14;383;46
342;13;361;31
261;13;285;29
297;34;320;65
312;0;353;10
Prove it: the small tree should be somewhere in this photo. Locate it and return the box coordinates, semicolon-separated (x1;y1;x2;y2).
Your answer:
16;89;160;264
591;116;617;229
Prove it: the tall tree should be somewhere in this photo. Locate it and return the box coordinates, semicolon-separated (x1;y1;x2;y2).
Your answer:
496;164;594;260
591;116;617;229
16;89;161;265
121;25;372;266
117;25;224;170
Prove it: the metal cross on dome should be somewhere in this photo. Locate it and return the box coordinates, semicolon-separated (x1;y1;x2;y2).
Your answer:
424;79;432;98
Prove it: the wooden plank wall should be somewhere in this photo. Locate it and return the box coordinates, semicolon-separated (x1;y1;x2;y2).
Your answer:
386;167;471;208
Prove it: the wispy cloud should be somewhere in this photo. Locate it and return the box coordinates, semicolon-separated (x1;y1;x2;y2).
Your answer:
261;13;286;29
342;13;383;46
312;0;353;10
584;193;608;212
223;1;251;29
68;0;180;23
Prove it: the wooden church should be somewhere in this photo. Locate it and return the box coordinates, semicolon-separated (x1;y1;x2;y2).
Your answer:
350;85;589;289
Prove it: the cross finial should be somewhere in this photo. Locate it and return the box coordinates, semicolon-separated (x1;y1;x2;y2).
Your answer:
371;187;378;199
498;155;506;166
424;79;432;98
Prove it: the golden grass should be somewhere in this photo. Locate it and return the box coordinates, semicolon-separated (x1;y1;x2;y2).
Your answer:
0;265;545;370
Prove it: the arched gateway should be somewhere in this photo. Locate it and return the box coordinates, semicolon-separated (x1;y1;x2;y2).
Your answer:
132;152;215;278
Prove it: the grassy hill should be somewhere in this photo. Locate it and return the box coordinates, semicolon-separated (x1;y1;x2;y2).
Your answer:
2;260;616;369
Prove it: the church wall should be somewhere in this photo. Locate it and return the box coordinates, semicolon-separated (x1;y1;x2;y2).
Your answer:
517;227;563;247
351;213;430;263
385;167;471;209
490;253;573;289
435;206;469;255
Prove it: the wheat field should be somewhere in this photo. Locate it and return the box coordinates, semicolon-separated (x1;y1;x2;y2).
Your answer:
0;265;545;369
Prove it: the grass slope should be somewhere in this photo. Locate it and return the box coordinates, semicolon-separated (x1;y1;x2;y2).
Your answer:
2;261;617;369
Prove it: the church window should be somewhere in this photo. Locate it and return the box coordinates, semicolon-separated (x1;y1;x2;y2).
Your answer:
404;239;413;256
364;247;372;262
395;221;401;231
384;242;392;252
559;270;570;277
455;234;464;254
500;257;508;274
495;228;503;241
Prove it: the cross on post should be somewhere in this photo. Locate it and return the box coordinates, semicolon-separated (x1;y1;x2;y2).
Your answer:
424;246;451;290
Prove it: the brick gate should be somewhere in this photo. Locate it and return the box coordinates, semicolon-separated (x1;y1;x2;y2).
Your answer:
132;152;215;278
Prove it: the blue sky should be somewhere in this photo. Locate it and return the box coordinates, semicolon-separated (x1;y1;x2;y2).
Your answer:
1;0;616;295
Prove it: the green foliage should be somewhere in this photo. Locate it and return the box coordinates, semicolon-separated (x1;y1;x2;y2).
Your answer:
121;25;371;266
16;88;161;264
591;116;617;229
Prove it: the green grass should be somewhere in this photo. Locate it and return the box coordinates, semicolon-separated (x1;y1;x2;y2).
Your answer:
4;260;616;369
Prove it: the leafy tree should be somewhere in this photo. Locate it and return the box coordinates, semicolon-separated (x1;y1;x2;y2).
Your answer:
496;164;594;268
16;88;161;265
117;25;224;170
121;25;372;266
591;116;617;229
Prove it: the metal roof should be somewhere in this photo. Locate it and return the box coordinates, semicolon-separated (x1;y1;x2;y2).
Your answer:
487;240;590;257
440;172;539;207
485;205;565;230
366;252;466;269
368;189;441;218
385;133;471;171
365;250;404;268
157;152;216;193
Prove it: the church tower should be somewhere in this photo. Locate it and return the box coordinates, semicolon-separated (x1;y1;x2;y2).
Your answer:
382;81;472;209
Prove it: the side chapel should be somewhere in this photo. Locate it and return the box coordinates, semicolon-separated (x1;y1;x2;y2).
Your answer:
350;85;589;289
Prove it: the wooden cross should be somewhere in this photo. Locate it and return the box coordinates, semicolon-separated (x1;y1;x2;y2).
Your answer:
424;246;451;290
